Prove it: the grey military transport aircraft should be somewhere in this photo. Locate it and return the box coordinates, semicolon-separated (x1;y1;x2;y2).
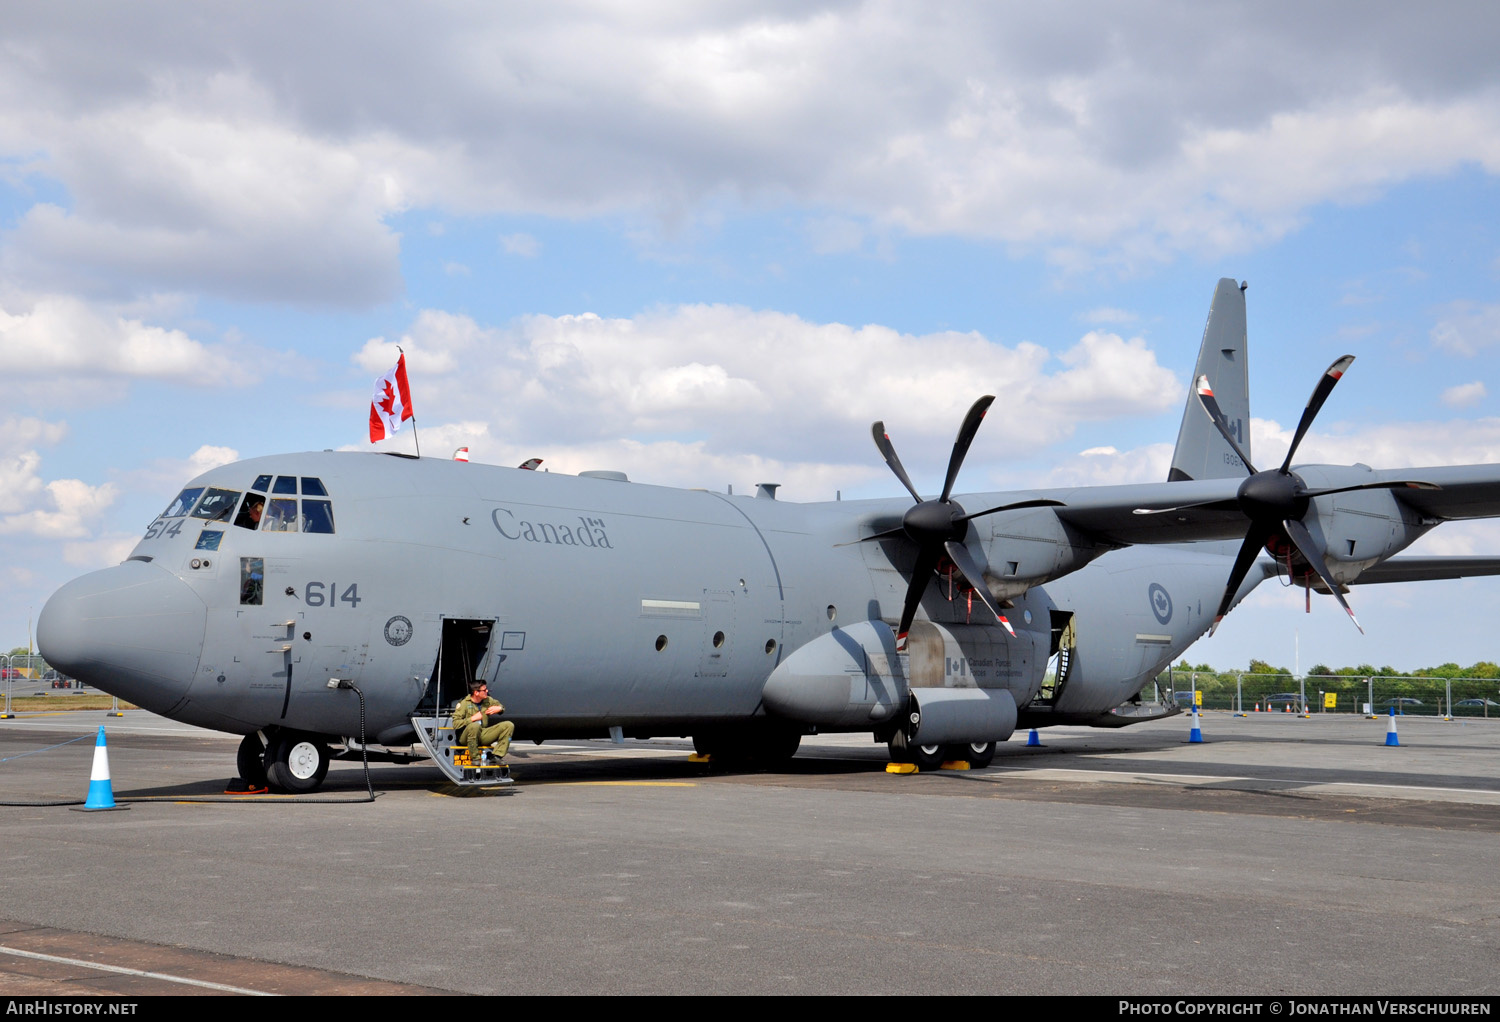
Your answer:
37;280;1500;791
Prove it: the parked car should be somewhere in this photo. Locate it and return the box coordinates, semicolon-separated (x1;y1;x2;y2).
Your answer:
1262;692;1305;711
1380;697;1423;714
1453;698;1500;712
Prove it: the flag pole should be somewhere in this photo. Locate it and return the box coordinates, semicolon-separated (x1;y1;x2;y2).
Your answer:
398;345;421;458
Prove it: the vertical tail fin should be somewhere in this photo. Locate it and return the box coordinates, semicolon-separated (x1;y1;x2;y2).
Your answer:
1168;278;1251;481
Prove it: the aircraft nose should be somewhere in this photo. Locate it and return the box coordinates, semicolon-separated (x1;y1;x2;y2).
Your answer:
38;560;207;712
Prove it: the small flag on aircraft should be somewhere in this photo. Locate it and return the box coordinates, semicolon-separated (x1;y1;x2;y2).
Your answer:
369;353;414;443
518;458;543;471
453;447;470;462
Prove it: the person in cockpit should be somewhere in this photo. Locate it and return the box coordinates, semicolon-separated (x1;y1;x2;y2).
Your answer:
234;497;264;530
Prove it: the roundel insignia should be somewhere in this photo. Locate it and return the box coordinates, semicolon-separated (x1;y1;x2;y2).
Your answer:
1148;583;1172;625
384;615;414;646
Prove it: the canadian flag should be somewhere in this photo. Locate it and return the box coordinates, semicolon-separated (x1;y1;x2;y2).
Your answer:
369;353;414;442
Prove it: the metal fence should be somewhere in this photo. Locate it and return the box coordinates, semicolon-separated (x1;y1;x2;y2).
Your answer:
0;653;77;689
1154;670;1500;717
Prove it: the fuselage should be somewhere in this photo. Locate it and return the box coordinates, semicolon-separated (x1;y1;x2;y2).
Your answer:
37;451;1434;749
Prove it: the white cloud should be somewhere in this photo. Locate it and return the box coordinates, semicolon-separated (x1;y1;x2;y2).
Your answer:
1431;302;1500;356
1441;381;1487;408
349;305;1182;481
2;8;1500;301
1042;442;1175;487
499;233;539;258
1080;307;1138;325
0;296;248;386
1251;416;1500;469
61;533;139;570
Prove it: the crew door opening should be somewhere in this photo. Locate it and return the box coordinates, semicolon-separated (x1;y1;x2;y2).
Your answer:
423;618;495;712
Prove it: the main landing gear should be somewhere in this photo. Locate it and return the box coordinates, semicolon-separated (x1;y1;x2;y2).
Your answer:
886;735;995;771
238;729;332;793
691;723;803;766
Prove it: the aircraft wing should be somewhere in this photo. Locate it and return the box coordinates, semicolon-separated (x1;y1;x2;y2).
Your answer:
1047;478;1246;546
1348;556;1500;585
1386;465;1500;520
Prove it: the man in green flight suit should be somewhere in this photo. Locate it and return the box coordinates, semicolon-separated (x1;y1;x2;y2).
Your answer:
453;679;514;766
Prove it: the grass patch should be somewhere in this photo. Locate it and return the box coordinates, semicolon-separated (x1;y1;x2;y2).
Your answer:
5;694;137;712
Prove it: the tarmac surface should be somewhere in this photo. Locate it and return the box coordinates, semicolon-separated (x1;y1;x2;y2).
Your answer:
0;708;1497;996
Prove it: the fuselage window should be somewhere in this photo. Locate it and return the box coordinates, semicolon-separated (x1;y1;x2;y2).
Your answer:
234;493;266;530
272;475;298;495
264;498;299;532
162;488;205;518
302;500;335;534
301;477;328;497
191;488;241;522
251;474;273;492
240;557;264;606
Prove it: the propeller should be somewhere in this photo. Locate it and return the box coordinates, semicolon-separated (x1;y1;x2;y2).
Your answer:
861;395;1062;650
1184;356;1437;635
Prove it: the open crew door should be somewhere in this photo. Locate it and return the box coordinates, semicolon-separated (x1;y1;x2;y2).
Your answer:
419;617;496;714
1036;611;1076;706
411;616;514;788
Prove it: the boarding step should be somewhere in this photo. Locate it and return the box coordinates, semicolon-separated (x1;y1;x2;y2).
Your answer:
410;715;515;787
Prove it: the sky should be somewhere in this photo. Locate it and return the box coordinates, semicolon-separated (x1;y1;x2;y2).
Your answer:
2;3;1499;675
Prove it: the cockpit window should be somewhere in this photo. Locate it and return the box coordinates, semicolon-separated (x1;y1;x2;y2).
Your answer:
234;493;266;530
272;475;298;495
251;474;273;492
264;498;299;532
191;488;241;522
303;500;335;534
162;488;205;518
301;477;328;496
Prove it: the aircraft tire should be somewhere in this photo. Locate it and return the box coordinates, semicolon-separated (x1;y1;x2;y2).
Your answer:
908;743;945;771
267;732;330;793
236;733;268;786
960;742;996;768
888;735;944;771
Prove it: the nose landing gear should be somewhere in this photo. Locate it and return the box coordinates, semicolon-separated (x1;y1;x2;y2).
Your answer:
237;729;331;793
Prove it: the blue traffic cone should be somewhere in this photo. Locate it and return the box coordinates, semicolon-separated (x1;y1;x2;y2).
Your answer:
1384;707;1401;747
1026;728;1041;747
1189;706;1204;743
81;727;122;811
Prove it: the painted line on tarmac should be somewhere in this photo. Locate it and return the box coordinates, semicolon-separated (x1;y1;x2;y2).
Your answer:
984;766;1500;804
0;944;276;995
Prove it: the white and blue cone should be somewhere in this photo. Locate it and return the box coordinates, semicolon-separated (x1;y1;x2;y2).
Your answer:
1384;707;1401;747
1189;706;1204;744
81;727;121;811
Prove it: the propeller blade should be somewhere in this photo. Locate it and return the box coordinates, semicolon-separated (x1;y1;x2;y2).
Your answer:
871;421;924;505
835;525;908;548
940;395;996;503
1299;479;1440;500
895;544;943;651
1210;520;1276;635
1282;517;1364;634
1279;355;1354;474
955;497;1065;524
1194;375;1257;475
944;540;1015;637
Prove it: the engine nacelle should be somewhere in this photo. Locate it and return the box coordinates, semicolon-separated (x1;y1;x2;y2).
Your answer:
762;618;1033;745
761;620;907;727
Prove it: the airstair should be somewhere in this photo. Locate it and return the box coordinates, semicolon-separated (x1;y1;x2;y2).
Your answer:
410;714;515;787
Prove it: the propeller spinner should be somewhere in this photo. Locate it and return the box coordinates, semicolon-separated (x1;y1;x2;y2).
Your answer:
863;396;1061;650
